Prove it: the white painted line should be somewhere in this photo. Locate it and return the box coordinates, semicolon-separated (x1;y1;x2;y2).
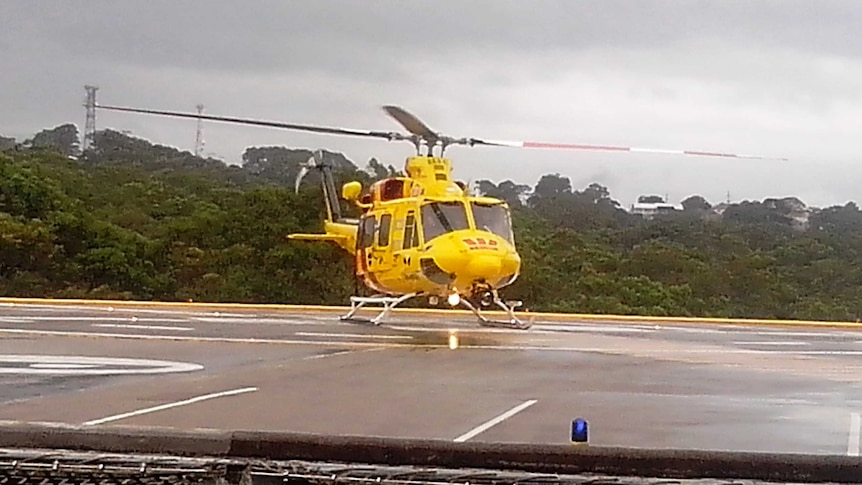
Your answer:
535;325;652;334
0;355;202;376
0;327;415;348
107;308;247;317
295;332;412;340
750;331;854;338
790;351;862;356
92;323;194;331
662;327;862;338
302;348;386;360
848;412;860;457
302;350;355;360
307;351;354;360
1;327;847;354
193;317;324;325
453;399;538;442
733;341;810;346
21;316;189;322
83;387;257;426
661;327;724;335
388;325;552;335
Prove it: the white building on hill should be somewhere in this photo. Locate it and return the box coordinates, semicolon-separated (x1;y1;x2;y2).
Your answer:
630;202;680;219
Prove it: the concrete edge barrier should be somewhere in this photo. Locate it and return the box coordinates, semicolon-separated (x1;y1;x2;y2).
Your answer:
3;296;862;330
0;421;232;457
227;430;862;483
0;423;860;483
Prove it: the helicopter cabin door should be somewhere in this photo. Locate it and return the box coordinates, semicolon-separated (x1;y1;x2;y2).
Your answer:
356;212;394;277
356;214;376;279
371;212;394;272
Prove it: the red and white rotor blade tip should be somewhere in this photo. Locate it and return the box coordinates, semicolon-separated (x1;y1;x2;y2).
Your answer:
477;139;786;161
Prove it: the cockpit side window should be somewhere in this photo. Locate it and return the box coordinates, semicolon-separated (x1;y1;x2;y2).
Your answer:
421;202;469;242
472;203;514;244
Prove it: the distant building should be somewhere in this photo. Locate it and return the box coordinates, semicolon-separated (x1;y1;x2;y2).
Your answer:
711;202;730;215
630;202;680;219
764;197;812;230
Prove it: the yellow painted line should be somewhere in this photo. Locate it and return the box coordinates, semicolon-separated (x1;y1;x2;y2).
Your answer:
0;297;345;312
2;297;862;330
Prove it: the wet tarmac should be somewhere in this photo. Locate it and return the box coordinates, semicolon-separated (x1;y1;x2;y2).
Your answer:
1;301;861;456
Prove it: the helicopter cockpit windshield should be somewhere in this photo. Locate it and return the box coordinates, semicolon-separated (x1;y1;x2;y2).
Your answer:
472;202;514;244
421;202;469;242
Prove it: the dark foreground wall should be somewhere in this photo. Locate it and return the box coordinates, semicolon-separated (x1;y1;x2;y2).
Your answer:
0;422;859;484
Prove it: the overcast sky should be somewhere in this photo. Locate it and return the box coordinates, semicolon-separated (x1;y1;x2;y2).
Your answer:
2;1;860;208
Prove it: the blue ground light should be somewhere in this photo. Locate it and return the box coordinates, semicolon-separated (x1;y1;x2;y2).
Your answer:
571;418;588;443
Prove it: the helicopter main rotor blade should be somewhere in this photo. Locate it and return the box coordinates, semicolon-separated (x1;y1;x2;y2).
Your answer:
469;138;786;161
97;104;406;141
382;105;439;142
97;103;784;161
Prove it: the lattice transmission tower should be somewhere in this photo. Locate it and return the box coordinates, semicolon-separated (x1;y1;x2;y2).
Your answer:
194;104;205;157
82;85;98;152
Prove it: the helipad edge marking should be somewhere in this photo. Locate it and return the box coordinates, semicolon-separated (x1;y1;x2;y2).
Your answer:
453;399;538;442
848;412;860;456
4;298;862;329
83;387;258;426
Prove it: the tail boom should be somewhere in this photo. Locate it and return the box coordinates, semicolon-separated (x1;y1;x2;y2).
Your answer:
288;220;357;255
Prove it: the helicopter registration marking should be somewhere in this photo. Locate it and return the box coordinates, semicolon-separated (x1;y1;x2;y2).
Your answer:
463;238;499;250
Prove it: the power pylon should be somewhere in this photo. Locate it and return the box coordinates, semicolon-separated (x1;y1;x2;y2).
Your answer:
194;104;205;157
82;85;98;152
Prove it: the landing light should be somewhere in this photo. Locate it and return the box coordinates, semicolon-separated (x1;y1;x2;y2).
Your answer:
447;293;461;306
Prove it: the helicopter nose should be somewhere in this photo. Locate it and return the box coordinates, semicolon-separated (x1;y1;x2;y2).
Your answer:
424;232;520;289
465;254;502;280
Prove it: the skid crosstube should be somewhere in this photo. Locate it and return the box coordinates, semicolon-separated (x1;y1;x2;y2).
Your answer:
339;293;531;329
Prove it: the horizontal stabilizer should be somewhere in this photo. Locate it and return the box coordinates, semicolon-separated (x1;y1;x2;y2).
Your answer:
288;233;347;242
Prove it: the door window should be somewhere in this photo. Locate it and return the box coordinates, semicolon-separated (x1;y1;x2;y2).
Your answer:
403;211;418;249
377;214;392;247
359;216;376;248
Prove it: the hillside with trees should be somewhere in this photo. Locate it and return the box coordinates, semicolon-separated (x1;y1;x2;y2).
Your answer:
3;124;862;321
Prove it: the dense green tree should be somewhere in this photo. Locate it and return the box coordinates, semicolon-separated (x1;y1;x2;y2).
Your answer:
5;125;862;321
0;135;16;151
26;124;80;157
810;202;862;235
0;154;67;219
366;157;399;180
530;173;572;202
475;179;530;208
723;200;793;227
681;195;712;212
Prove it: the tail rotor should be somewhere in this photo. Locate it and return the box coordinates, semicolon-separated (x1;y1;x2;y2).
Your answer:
295;149;324;194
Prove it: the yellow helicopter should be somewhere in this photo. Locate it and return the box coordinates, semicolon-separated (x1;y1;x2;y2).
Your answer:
96;103;781;329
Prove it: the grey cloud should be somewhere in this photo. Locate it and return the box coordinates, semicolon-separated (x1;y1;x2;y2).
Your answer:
4;1;862;74
2;1;861;208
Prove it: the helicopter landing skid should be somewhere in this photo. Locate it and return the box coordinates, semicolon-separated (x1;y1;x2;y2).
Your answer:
340;293;417;325
460;297;532;330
